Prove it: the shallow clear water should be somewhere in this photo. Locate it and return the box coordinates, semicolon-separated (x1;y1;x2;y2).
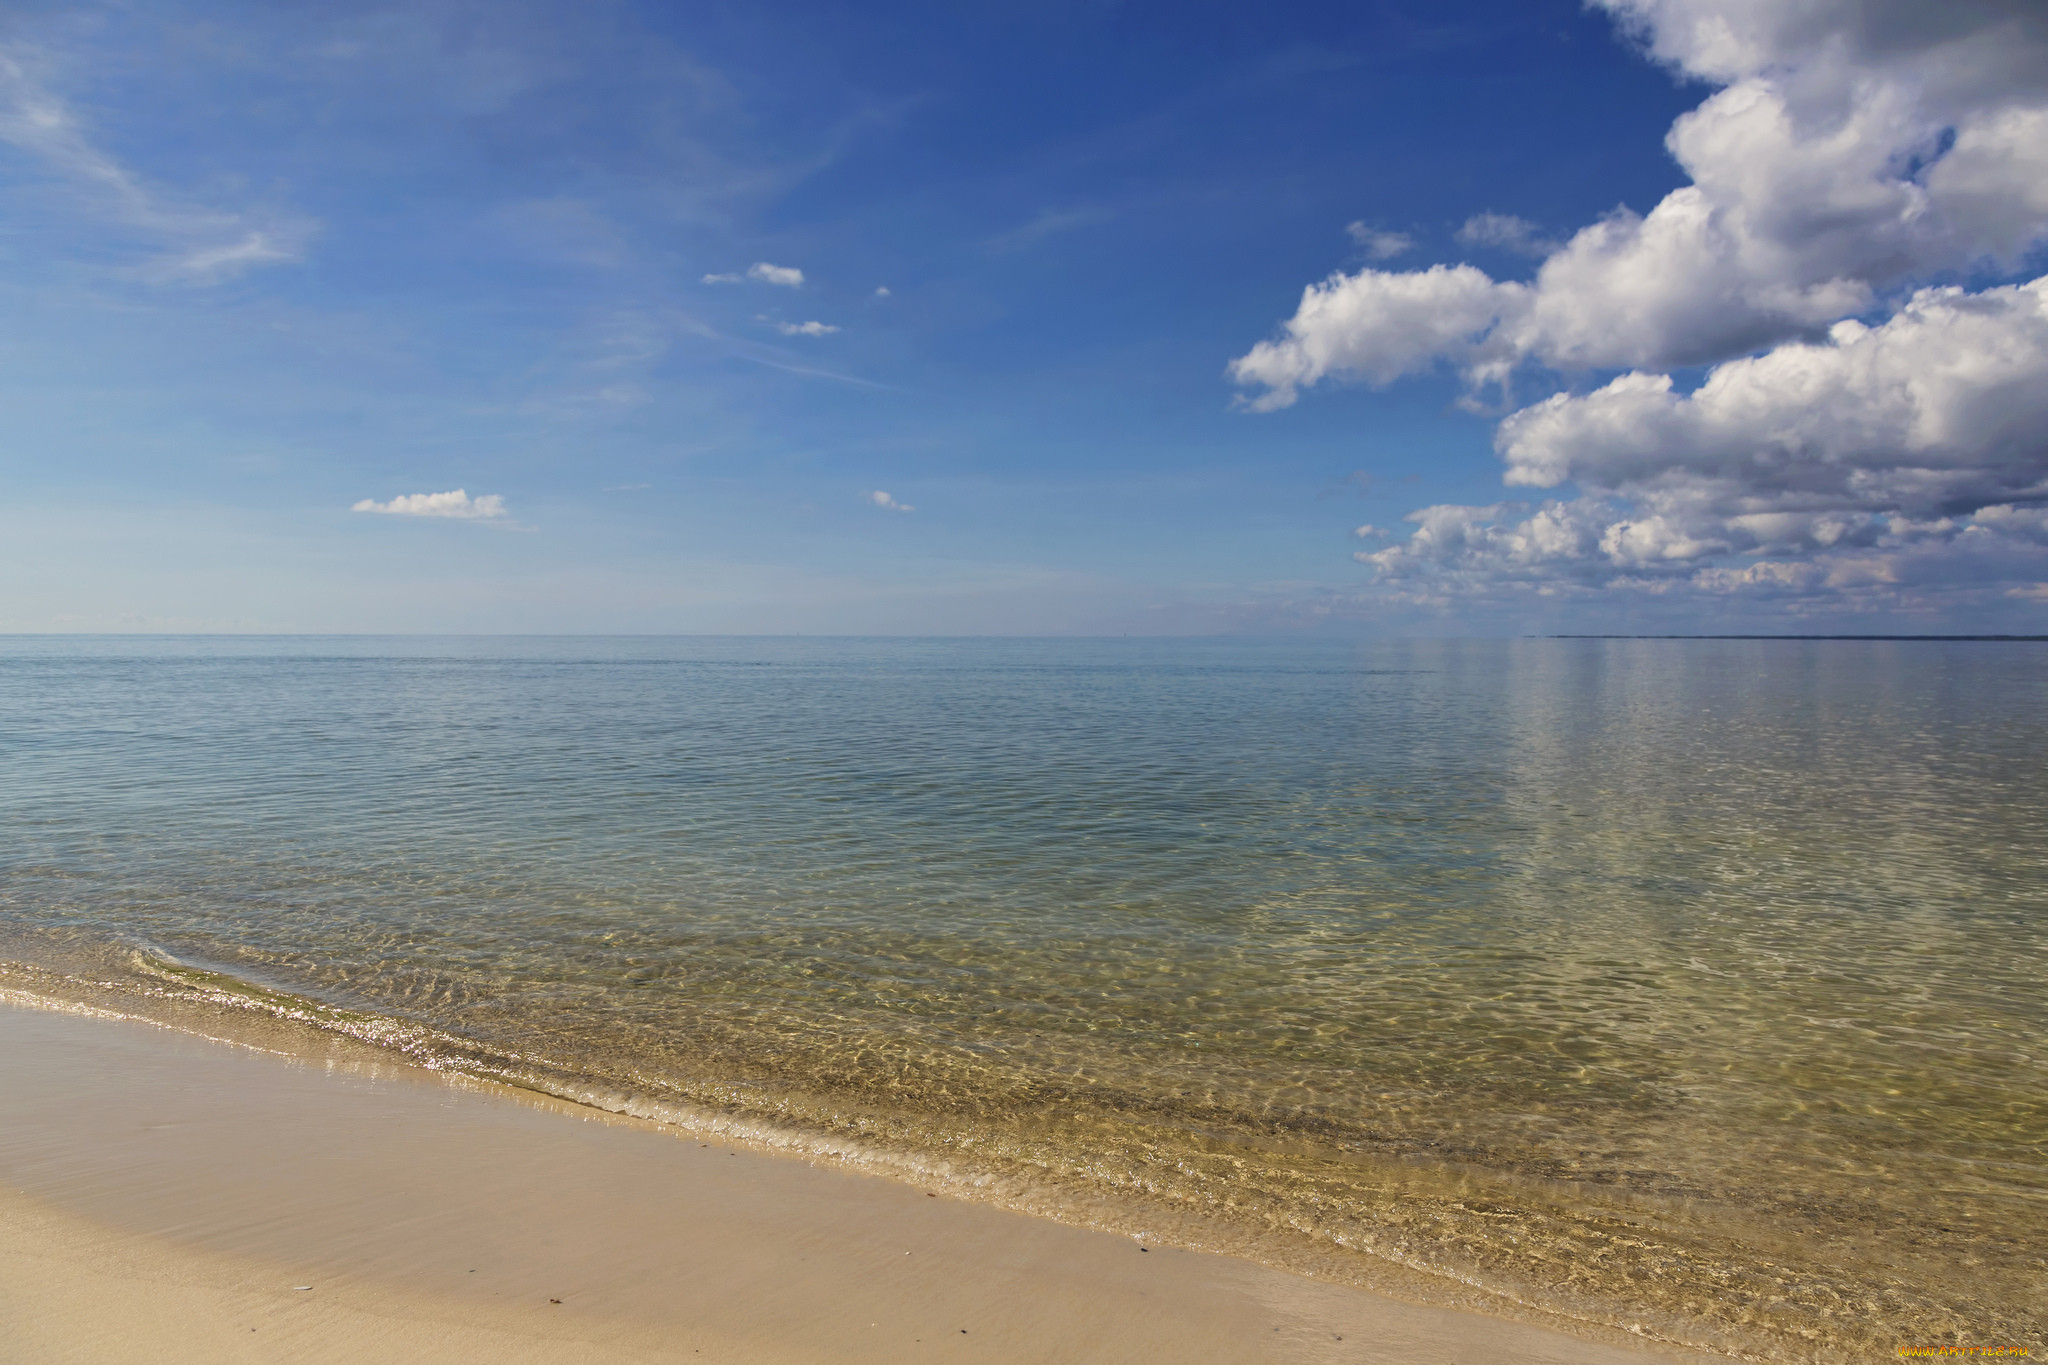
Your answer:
2;636;2042;1357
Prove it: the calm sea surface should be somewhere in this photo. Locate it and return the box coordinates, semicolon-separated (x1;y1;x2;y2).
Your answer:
1;636;2042;1356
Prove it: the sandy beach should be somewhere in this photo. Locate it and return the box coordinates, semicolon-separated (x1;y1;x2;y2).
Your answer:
0;996;1717;1364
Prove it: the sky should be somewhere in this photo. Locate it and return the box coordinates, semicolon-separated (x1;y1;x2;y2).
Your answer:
0;0;2044;634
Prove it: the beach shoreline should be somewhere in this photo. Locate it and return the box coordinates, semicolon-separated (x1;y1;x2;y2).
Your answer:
0;984;1718;1364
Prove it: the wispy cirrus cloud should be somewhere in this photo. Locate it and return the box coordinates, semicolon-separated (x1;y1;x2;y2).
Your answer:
352;489;508;519
776;319;838;336
0;45;314;284
161;232;302;283
1453;212;1556;257
1345;222;1412;259
987;206;1113;252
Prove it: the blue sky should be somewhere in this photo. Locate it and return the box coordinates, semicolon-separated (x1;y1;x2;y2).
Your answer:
2;0;2044;633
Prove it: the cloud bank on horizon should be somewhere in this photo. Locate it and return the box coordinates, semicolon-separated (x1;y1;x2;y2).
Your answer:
1233;0;2048;615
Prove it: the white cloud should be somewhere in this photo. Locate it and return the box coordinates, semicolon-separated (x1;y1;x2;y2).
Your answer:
1345;223;1413;259
776;320;839;336
1227;265;1518;410
863;490;914;512
703;263;805;287
1357;494;2048;610
0;47;312;284
1357;276;2048;599
874;286;891;297
1495;277;2048;517
1232;0;2048;614
1454;213;1556;256
352;489;509;519
164;232;300;283
1233;0;2048;400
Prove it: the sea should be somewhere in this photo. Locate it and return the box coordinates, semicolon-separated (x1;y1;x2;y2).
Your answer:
1;635;2041;1359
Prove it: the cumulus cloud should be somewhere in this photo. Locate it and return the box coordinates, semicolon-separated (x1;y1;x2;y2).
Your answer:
352;489;508;519
1454;213;1557;256
1233;0;2048;398
1495;278;2048;517
776;320;839;336
1360;494;2048;612
1351;276;2048;603
1234;0;2048;613
1229;264;1517;410
747;262;804;287
863;490;914;512
1345;223;1413;259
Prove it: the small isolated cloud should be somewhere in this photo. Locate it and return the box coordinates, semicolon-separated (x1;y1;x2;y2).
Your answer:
1229;263;1510;410
1453;213;1557;257
863;490;914;512
1353;524;1387;538
1346;223;1413;259
704;263;804;286
776;320;838;336
874;286;891;297
351;489;508;519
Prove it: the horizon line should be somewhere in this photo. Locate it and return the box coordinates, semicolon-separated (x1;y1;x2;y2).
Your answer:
1546;634;2048;641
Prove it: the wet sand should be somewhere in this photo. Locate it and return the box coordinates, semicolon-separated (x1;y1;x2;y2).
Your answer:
0;998;1716;1364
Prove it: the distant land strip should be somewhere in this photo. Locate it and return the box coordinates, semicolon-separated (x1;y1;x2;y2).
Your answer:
1543;634;2048;641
